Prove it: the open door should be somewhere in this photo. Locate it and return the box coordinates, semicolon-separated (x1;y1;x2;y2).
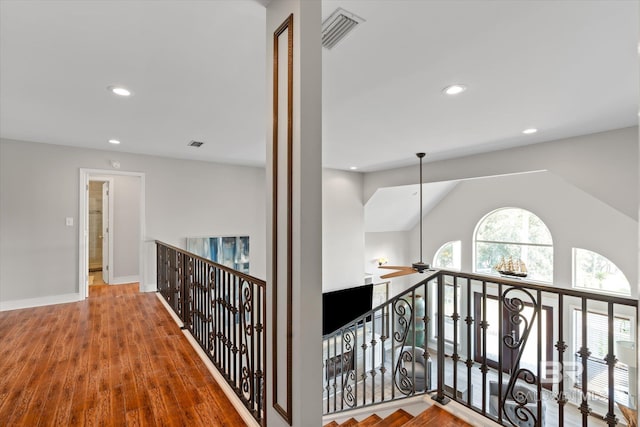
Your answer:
101;181;109;284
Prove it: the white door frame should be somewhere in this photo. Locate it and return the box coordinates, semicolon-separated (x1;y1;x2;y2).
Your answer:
79;169;146;299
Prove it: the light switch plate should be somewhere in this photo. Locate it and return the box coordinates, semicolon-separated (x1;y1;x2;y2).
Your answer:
66;217;73;226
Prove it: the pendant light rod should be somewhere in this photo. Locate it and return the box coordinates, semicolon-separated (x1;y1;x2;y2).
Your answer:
417;152;425;263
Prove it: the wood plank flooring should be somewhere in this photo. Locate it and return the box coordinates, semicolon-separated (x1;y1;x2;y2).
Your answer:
0;284;246;426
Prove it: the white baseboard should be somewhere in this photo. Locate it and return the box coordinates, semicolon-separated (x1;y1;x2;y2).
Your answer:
0;293;82;312
140;282;157;293
111;275;140;285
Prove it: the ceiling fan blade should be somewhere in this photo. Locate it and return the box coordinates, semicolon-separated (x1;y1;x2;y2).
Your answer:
379;265;413;270
380;269;417;279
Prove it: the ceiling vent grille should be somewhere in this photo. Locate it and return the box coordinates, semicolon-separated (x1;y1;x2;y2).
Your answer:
322;8;365;49
188;140;204;147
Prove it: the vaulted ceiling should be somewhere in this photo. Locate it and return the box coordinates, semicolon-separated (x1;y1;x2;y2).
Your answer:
1;1;637;172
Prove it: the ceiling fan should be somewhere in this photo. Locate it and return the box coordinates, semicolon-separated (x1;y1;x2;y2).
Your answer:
379;152;431;279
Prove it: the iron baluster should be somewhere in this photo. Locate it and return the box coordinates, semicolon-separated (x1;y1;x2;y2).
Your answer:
537;290;542;427
604;302;618;426
498;282;503;424
555;294;567;426
579;298;591;426
481;280;488;414
432;272;449;404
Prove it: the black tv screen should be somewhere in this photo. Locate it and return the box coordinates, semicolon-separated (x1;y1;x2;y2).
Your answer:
322;284;373;336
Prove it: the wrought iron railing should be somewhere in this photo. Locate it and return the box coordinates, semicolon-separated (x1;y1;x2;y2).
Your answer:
323;270;638;427
156;241;266;426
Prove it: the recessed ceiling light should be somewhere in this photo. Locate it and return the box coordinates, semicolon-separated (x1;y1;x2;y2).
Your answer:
108;139;121;145
522;128;538;135
349;166;358;170
443;84;467;95
107;85;132;97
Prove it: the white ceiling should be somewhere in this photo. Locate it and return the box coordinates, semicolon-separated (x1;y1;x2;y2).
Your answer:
0;1;638;171
365;180;459;232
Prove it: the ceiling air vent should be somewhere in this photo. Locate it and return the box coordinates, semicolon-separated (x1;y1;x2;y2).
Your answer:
188;140;204;147
322;8;365;49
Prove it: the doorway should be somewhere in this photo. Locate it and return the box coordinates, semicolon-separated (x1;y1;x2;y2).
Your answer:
88;179;112;285
79;169;145;299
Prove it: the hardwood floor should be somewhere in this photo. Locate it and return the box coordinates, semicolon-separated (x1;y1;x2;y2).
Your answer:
0;284;246;426
89;270;106;286
323;406;474;427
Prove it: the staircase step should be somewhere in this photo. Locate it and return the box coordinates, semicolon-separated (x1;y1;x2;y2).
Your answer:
323;422;339;427
339;418;359;427
357;414;383;426
372;409;413;427
402;406;473;426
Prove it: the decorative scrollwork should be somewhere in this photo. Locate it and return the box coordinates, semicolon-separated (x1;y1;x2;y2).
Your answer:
242;281;253;313
342;328;355;353
393;299;413;344
242;281;254;336
501;286;540;427
512;404;536;425
502;288;536;351
394;348;416;396
241;366;253;399
500;369;540;426
342;370;357;408
239;279;255;403
209;267;216;293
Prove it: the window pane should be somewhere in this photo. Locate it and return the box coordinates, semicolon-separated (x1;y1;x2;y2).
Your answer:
475;242;553;282
520;305;549;379
476;208;552;245
573;248;630;295
372;282;388;308
573;310;632;403
484;298;500;361
434;240;461;270
431;283;460;343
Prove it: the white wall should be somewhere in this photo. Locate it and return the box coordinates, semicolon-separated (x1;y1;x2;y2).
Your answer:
408;171;638;296
322;169;365;292
0;138;266;303
364;231;413;295
112;175;140;280
364;127;638;221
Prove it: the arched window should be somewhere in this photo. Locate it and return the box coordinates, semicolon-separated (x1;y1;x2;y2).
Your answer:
573;248;630;295
474;207;553;282
433;240;461;270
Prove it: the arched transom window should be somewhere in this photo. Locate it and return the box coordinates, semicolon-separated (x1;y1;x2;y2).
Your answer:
573;248;630;295
474;207;553;282
433;240;461;270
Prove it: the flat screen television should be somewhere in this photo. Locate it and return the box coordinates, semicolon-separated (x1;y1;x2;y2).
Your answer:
322;284;373;336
